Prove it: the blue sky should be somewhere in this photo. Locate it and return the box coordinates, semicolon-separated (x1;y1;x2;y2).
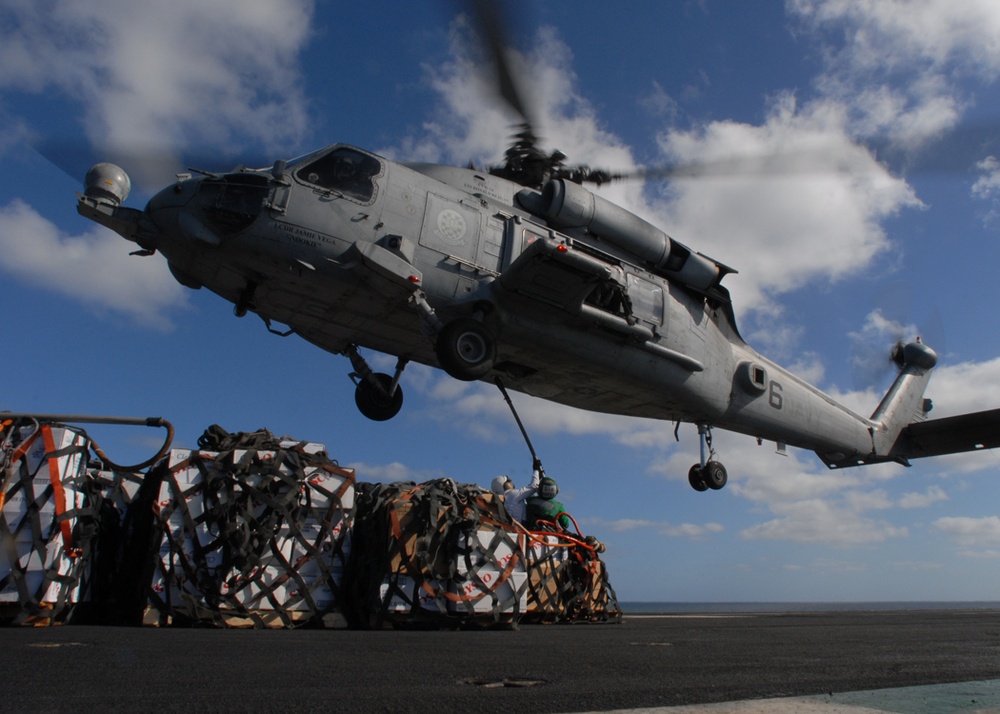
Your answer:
3;0;1000;602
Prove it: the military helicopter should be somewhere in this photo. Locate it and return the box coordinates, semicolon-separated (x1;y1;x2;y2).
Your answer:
74;3;1000;493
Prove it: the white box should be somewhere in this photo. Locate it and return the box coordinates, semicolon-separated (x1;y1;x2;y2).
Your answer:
0;537;83;604
378;573;449;614
449;568;528;614
523;533;569;564
223;565;343;612
454;527;520;575
1;426;90;607
149;447;352;620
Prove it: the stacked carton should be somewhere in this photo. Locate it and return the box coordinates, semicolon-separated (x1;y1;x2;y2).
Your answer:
0;424;94;624
147;444;355;627
352;481;530;627
451;527;528;615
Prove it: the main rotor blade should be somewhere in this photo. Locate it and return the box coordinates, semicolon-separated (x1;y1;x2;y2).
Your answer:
32;137;275;193
593;122;1000;185
466;0;535;126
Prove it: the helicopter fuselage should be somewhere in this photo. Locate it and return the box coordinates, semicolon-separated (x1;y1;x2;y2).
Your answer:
77;143;940;484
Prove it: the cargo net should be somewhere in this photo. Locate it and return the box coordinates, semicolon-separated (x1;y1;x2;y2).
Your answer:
0;420;99;625
521;516;621;625
346;479;620;629
144;426;356;628
3;419;620;629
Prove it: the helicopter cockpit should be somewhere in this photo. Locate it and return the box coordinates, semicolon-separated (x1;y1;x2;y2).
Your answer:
294;146;382;203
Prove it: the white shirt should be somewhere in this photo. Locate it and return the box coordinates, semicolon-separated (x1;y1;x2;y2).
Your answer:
504;468;541;523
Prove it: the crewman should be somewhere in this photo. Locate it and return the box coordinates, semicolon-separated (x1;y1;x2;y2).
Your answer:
490;459;542;523
525;476;571;530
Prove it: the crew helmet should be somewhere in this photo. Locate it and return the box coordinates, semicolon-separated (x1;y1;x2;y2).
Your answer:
491;475;513;494
539;476;559;499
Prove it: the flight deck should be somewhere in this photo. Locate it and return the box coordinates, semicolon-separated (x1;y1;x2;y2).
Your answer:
3;608;998;713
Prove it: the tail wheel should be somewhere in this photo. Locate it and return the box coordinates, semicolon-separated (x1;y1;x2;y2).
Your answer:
435;318;496;381
703;461;728;490
688;464;709;492
689;461;728;491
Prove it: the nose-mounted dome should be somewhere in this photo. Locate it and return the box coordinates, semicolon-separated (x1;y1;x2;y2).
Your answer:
84;163;131;206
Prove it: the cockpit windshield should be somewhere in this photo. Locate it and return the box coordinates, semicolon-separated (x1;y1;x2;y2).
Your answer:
295;147;382;202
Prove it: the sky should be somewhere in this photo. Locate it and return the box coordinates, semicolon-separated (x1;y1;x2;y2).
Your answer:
2;0;1000;603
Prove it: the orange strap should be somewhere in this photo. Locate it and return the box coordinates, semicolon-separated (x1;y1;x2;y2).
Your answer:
41;425;78;558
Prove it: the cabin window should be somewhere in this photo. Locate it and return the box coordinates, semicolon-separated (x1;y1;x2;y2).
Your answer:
196;173;269;234
627;273;665;325
295;147;381;202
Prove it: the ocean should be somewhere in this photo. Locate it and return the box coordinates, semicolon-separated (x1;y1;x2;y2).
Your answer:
619;601;1000;614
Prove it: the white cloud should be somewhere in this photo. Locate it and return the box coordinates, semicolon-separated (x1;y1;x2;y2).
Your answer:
347;461;447;485
926;356;1000;417
0;0;313;186
972;156;1000;225
788;0;1000;146
899;485;949;508
639;81;680;123
587;517;724;540
650;94;920;314
789;0;1000;75
973;156;1000;197
662;522;725;538
933;515;1000;547
0;199;188;329
741;497;908;545
956;549;1000;560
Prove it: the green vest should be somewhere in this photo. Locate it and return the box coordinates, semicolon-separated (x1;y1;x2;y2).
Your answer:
526;496;570;529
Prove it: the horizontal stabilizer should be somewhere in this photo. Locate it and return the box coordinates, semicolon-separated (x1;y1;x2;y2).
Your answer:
893;407;1000;460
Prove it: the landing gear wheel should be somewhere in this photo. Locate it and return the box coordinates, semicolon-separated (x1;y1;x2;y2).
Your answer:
703;461;728;490
435;318;496;381
354;373;403;421
688;464;709;492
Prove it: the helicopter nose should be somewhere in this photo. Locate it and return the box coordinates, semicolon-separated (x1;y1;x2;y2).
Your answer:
146;171;271;248
144;176;217;248
146;178;194;228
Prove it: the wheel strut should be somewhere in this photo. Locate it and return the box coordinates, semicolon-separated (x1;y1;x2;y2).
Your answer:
343;344;407;421
689;423;728;491
698;423;713;468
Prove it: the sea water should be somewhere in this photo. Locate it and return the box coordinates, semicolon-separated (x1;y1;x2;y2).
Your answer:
619;601;1000;614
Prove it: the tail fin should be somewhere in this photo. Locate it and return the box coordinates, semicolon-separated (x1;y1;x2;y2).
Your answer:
821;340;937;469
823;341;1000;468
869;341;937;464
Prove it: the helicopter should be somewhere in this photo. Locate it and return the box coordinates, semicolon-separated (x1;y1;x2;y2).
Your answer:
73;5;1000;493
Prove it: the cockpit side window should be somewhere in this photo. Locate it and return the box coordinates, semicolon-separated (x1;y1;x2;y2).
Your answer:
295;147;381;202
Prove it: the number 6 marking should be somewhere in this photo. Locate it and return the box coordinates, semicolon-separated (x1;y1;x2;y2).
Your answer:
769;381;783;410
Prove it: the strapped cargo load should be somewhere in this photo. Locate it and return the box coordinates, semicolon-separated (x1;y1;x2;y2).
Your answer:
2;418;620;628
346;479;620;628
346;479;525;628
1;420;98;625
143;427;355;628
522;526;620;624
